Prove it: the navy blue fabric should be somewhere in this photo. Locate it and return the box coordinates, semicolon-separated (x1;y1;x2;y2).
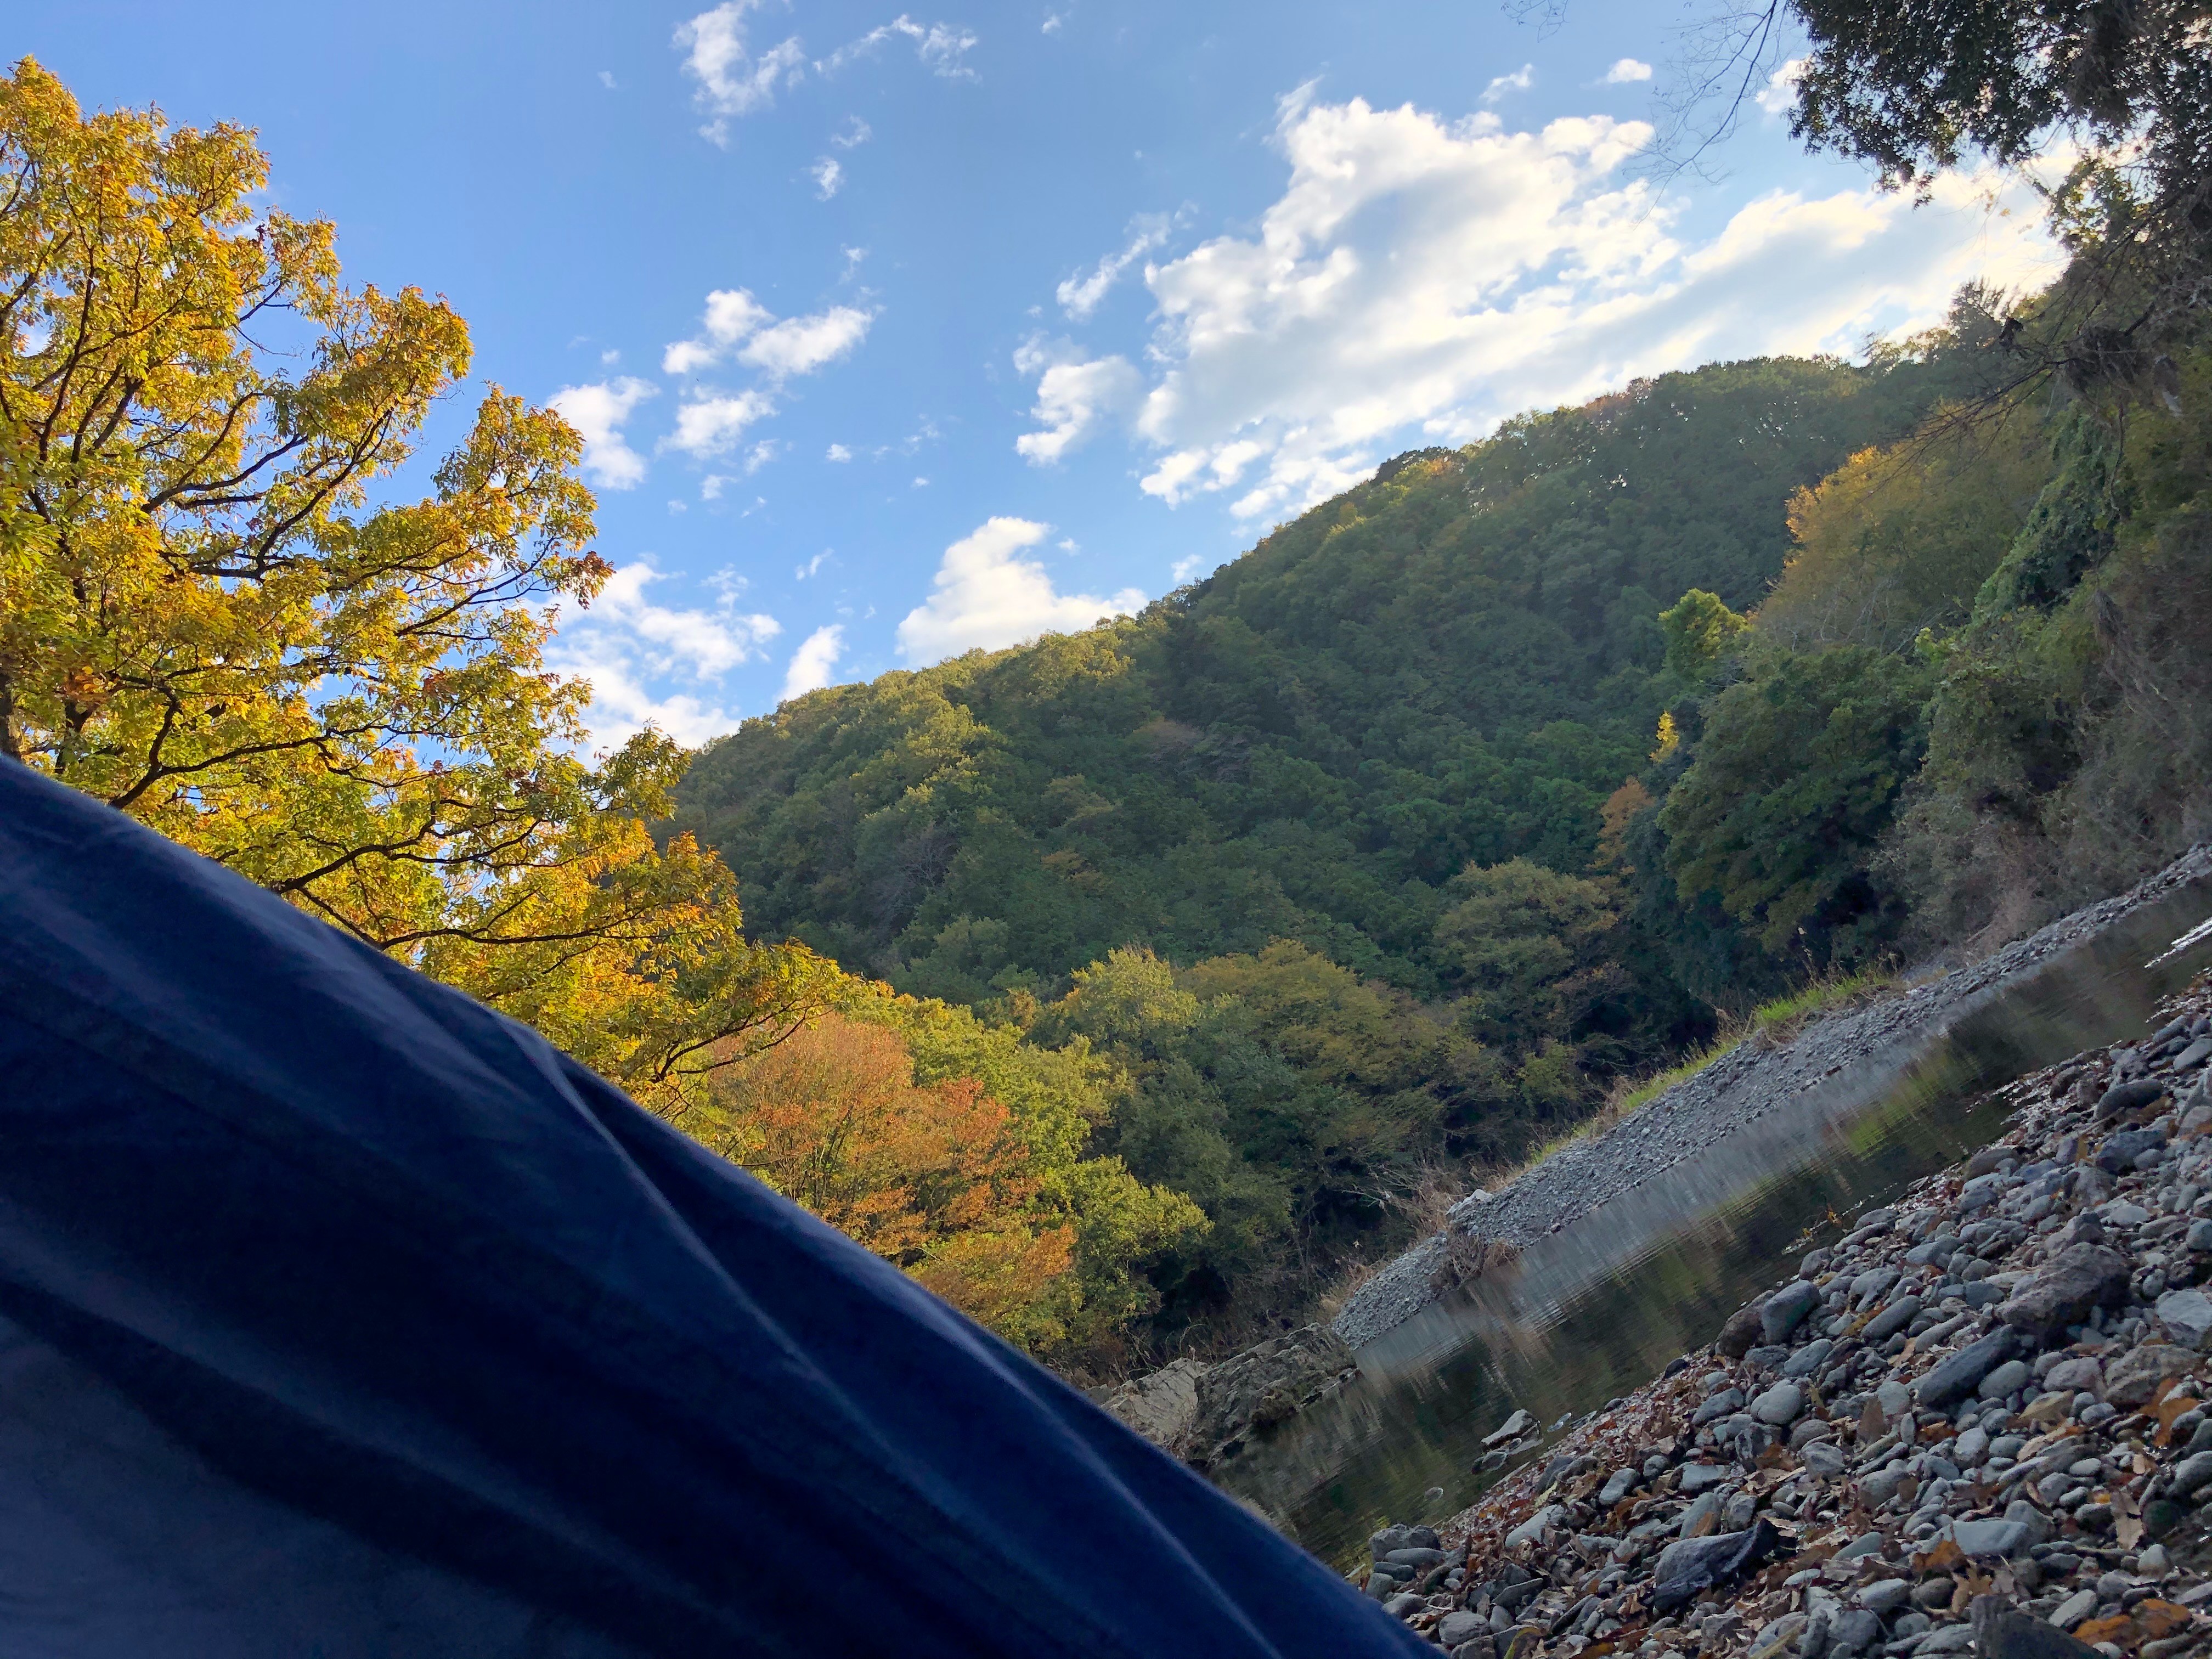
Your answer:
0;761;1425;1658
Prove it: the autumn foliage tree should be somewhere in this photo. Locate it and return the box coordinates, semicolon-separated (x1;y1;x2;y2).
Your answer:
678;1013;1082;1347
0;58;833;1107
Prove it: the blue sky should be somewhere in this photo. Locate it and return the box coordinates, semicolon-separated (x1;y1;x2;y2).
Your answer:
28;1;2058;747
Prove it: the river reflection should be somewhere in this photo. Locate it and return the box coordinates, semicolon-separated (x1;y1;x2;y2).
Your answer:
1211;878;2212;1568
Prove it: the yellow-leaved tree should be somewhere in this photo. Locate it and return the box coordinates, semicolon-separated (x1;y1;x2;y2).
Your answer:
0;61;1209;1364
0;58;835;1108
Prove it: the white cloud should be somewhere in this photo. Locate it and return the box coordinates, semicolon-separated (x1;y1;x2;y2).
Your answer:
1042;12;1065;33
550;563;781;746
896;517;1144;662
781;624;847;699
664;290;872;385
1603;58;1653;84
795;550;832;578
1013;338;1142;464
1171;554;1207;583
740;306;874;377
1056;215;1170;319
676;2;806;144
599;70;619;90
549;377;658;489
666;390;776;456
664;289;774;374
1757;59;1805;116
819;16;979;80
1482;64;1534;104
826;442;854;461
832;115;873;148
744;439;782;473
810;156;844;198
1118;92;2059;522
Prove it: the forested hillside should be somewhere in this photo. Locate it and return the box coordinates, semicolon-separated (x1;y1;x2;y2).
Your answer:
680;352;1979;1004
672;339;2011;1340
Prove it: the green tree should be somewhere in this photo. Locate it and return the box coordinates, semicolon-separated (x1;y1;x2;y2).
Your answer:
1658;644;1933;961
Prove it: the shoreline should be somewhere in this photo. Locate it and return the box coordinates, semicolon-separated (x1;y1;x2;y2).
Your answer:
1334;846;2212;1354
1359;967;2212;1659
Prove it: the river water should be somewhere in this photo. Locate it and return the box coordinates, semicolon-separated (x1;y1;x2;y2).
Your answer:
1211;878;2212;1569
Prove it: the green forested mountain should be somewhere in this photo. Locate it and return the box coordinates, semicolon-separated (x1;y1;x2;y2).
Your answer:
669;347;2002;1341
679;353;1974;1005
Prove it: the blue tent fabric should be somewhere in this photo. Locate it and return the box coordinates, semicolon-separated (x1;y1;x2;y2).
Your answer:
0;760;1425;1658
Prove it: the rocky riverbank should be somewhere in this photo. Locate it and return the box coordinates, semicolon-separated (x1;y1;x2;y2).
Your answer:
1357;973;2212;1659
1335;845;2212;1352
1095;1323;1358;1471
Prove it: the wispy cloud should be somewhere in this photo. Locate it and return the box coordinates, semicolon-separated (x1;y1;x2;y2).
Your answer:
810;156;844;198
549;377;658;489
818;15;979;79
832;115;873;148
826;442;854;461
1482;64;1534;104
781;623;847;699
675;1;806;144
550;562;781;746
1056;214;1170;319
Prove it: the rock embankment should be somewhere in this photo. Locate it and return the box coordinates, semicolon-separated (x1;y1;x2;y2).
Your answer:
1097;1323;1357;1470
1335;846;2212;1352
1358;976;2212;1659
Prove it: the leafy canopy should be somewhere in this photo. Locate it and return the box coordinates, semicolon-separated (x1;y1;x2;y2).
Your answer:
0;57;835;1105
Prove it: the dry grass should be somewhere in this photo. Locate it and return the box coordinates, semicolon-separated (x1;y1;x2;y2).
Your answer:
1465;967;1900;1199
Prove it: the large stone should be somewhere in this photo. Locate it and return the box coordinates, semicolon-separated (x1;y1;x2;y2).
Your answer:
1971;1596;2106;1659
1438;1611;1487;1647
1097;1357;1205;1453
2104;1342;2202;1408
2043;1356;2102;1395
1681;1462;1730;1493
1857;1579;1910;1614
1483;1408;1536;1448
2096;1128;2168;1174
1694;1387;1746;1426
1719;1300;1767;1359
1748;1614;1807;1659
2167;1451;2212;1498
1801;1440;1848;1478
2156;1288;2212;1351
1764;1281;1825;1344
1182;1324;1357;1468
1784;1338;1835;1379
1599;1466;1639;1505
1650;1519;1784;1612
1951;1517;2032;1558
2098;1079;2168;1119
1863;1295;1921;1343
1504;1504;1565;1549
1999;1244;2132;1341
1917;1328;2021;1408
1978;1359;2034;1401
1752;1381;1804;1425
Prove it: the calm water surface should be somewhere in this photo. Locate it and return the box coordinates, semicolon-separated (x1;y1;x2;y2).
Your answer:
1212;880;2212;1568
